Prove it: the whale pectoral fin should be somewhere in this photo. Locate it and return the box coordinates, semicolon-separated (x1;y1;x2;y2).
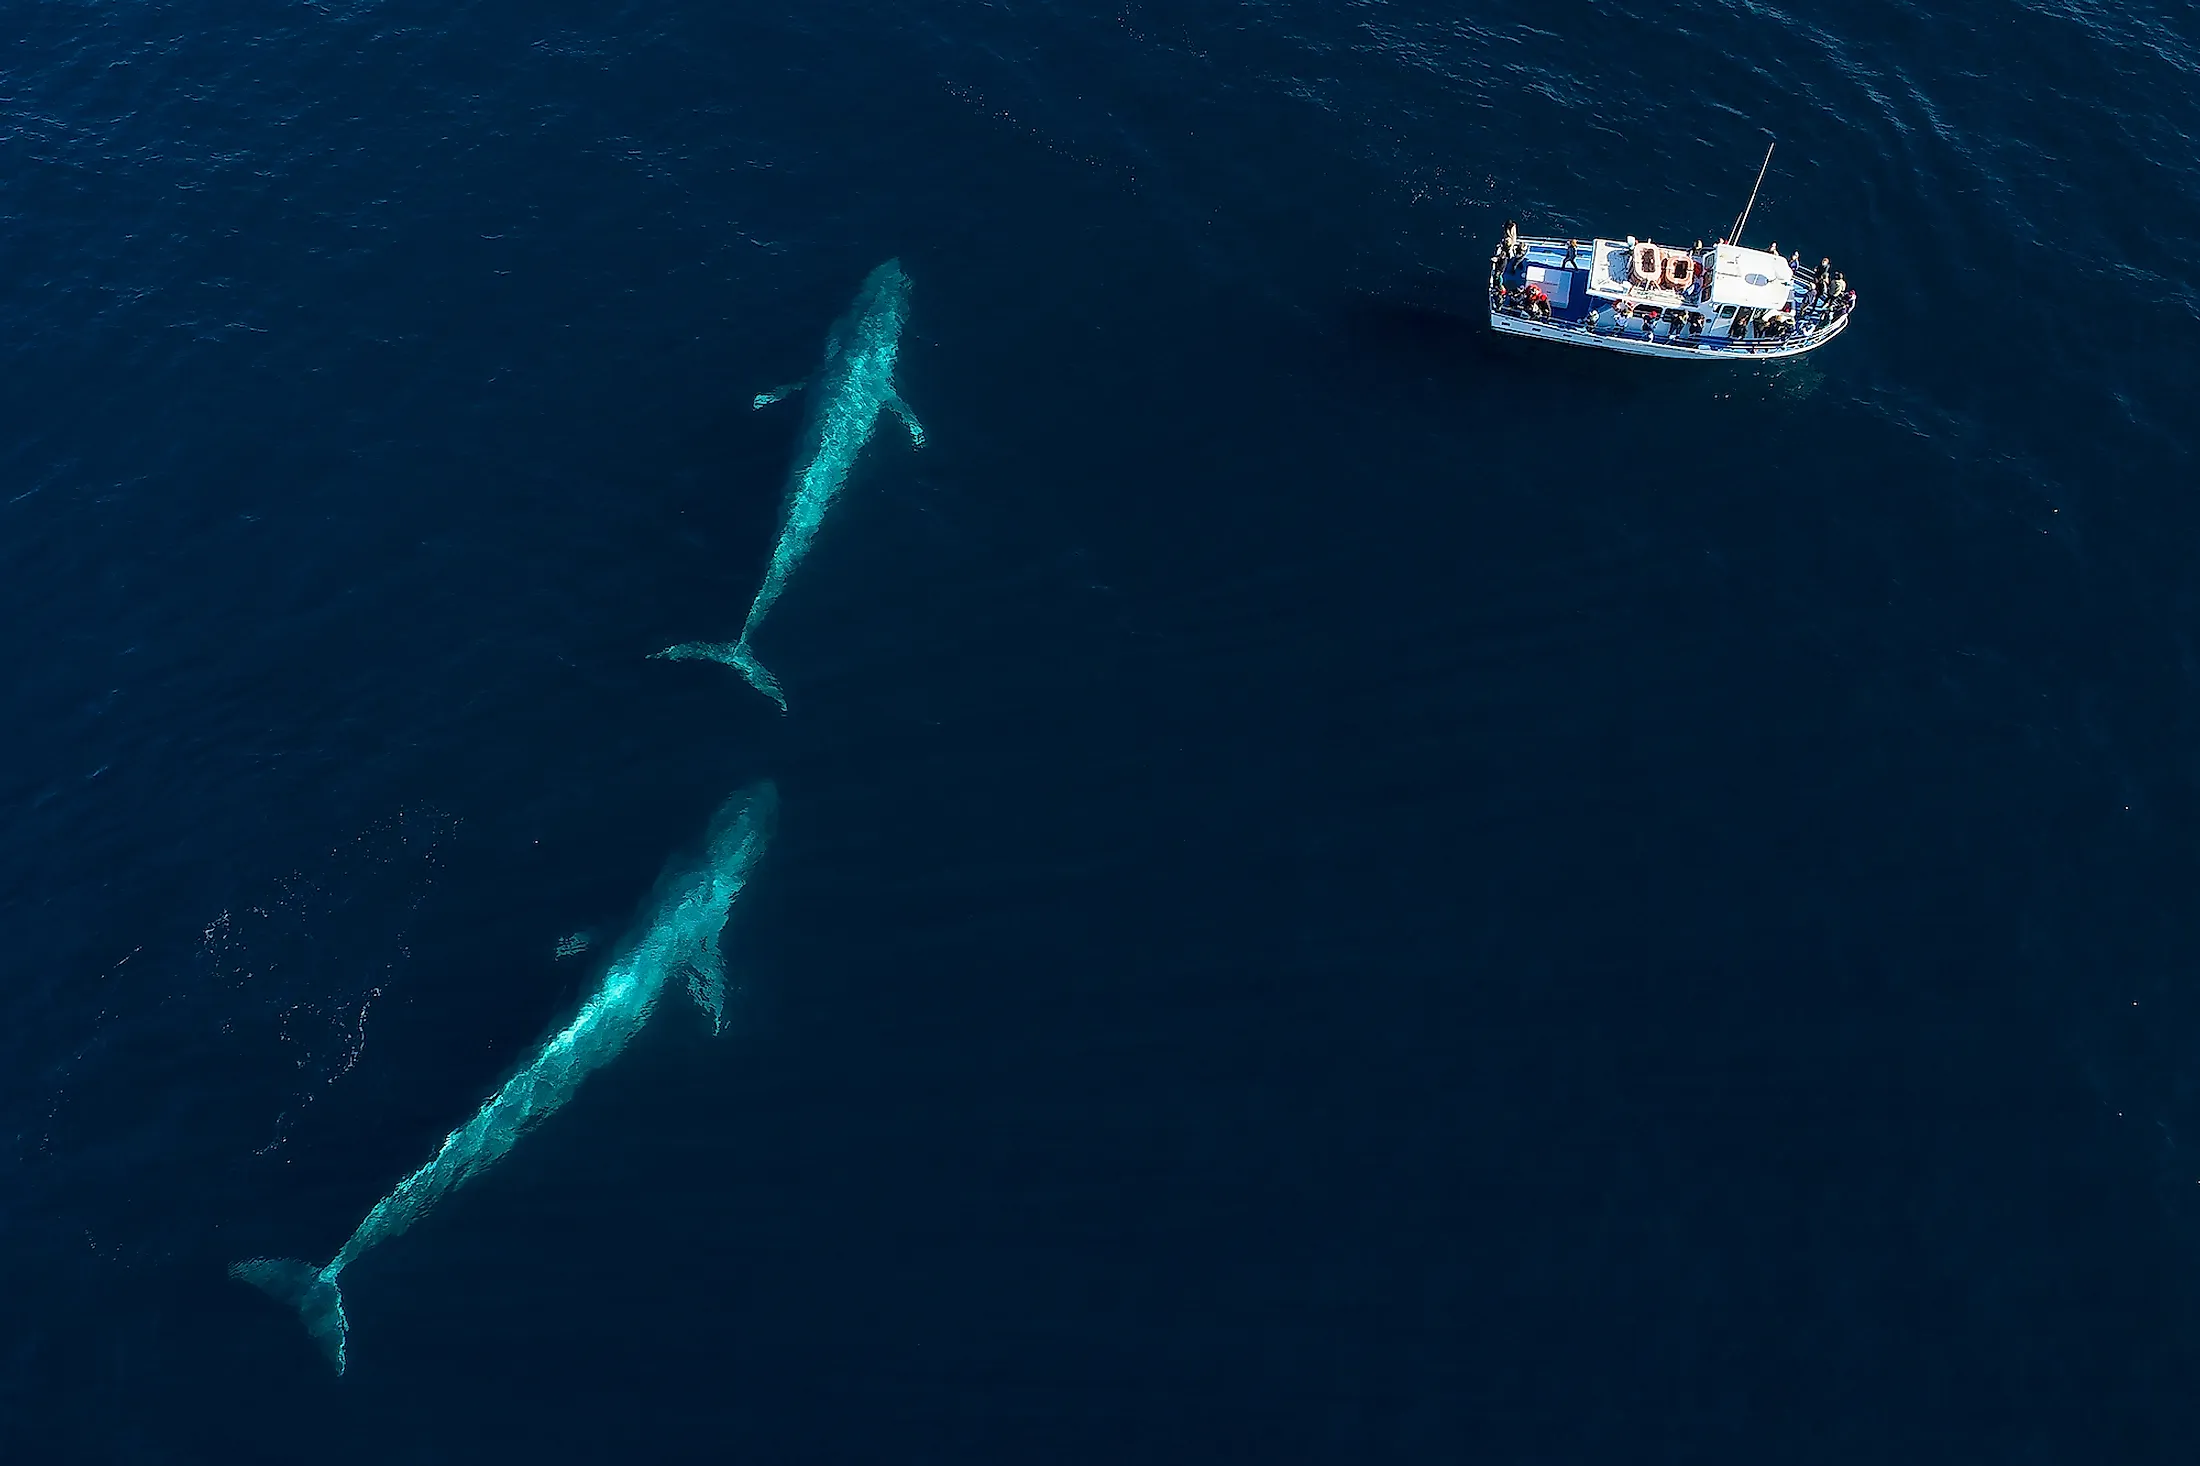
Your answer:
685;947;728;1035
886;392;925;447
753;381;806;409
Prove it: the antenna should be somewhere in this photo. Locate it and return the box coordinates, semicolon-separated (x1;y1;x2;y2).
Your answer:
1730;141;1774;245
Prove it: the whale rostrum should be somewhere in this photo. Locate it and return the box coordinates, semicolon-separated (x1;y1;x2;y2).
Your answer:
230;782;777;1374
655;258;924;710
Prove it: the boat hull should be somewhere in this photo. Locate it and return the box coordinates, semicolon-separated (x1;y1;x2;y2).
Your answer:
1488;307;1851;360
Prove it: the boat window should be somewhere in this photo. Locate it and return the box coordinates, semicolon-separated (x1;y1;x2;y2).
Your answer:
1716;304;1736;318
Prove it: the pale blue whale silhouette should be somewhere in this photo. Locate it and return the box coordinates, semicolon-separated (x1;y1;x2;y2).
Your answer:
230;782;776;1374
655;258;924;709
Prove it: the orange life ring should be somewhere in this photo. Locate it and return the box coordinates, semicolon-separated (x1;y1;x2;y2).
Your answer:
1629;241;1661;287
1662;253;1696;291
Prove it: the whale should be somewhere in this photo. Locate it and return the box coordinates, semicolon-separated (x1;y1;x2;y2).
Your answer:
230;781;777;1374
655;258;924;710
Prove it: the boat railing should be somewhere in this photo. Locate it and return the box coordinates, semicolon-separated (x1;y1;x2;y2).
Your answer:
1490;300;1851;353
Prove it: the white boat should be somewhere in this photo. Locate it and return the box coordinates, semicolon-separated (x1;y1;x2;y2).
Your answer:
1487;232;1854;359
1485;145;1855;360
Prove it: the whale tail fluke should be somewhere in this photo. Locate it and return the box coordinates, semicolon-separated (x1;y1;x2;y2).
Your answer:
651;639;788;712
231;1257;350;1375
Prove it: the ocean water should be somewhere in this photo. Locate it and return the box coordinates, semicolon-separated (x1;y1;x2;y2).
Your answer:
6;0;2200;1459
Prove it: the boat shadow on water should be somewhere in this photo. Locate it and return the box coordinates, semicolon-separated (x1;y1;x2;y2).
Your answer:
1339;288;1677;396
1336;287;1827;406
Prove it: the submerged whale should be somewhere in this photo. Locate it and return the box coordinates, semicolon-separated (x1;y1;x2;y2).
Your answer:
230;782;777;1374
655;258;924;710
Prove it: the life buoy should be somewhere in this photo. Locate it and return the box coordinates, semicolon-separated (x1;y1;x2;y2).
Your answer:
1630;241;1661;286
1662;253;1696;292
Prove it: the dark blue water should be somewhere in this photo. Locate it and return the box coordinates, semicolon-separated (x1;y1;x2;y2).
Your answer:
8;0;2200;1458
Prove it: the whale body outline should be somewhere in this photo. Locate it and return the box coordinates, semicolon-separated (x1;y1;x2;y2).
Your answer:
655;257;924;710
229;781;777;1374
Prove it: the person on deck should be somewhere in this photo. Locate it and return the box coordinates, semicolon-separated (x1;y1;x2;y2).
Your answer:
1815;257;1833;307
1562;239;1580;268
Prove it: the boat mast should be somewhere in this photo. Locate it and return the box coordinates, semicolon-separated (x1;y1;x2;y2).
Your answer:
1729;141;1774;245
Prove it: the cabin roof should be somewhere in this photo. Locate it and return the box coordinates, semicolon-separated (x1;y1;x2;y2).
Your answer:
1706;244;1794;311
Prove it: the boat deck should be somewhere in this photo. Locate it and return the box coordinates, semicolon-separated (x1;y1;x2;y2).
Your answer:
1489;235;1853;360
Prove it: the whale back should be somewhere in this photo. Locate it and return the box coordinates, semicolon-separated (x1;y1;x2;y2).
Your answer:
787;259;912;477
